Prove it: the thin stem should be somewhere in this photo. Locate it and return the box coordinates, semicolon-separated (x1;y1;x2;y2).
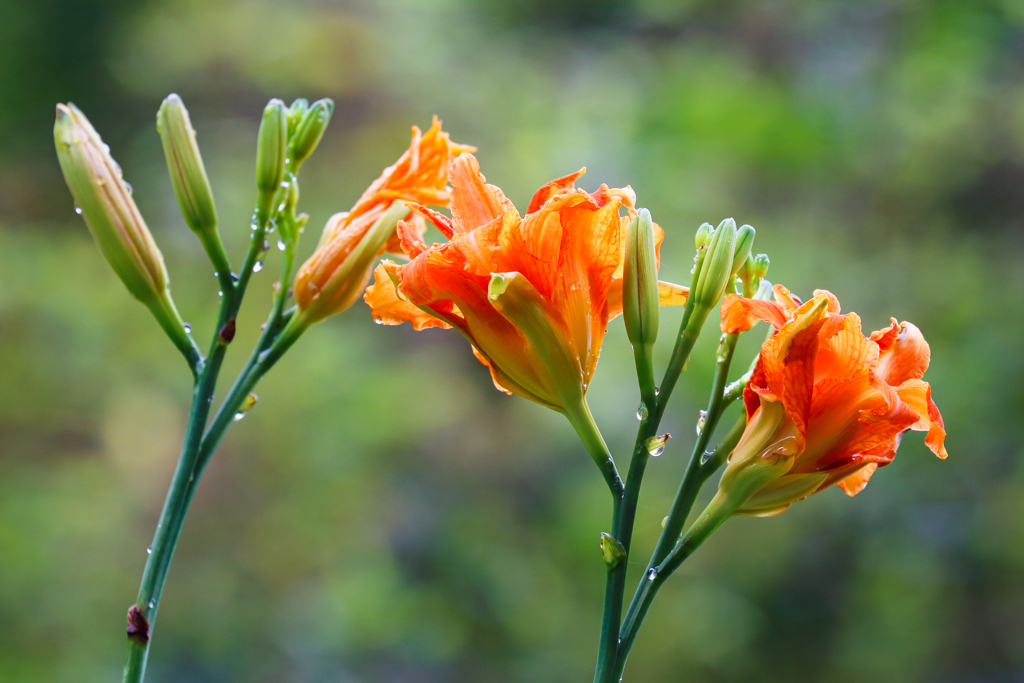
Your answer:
564;399;623;499
614;490;735;677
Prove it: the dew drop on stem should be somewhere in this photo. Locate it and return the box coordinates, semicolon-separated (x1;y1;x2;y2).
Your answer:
696;410;707;435
636;403;648;421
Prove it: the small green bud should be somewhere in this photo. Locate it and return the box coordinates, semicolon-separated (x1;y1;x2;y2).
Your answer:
287;98;309;138
600;532;626;569
156;94;218;238
752;253;770;279
694;222;714;249
289;98;333;167
737;251;770;296
256;99;288;196
693;218;737;308
731;224;755;277
623;208;660;347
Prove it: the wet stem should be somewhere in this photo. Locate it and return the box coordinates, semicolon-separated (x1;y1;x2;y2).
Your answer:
122;213;302;683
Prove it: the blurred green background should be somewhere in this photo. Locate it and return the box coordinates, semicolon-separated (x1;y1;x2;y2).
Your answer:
1;0;1022;681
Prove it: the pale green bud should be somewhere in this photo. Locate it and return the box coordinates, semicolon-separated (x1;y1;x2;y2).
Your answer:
289;98;333;167
694;222;714;249
600;532;626;569
623;208;660;347
156;94;217;237
55;103;169;305
731;224;755;277
256;99;287;196
287;98;309;138
693;218;737;308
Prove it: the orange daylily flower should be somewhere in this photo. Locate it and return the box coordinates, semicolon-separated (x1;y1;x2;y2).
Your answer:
364;153;689;413
292;117;475;324
715;284;946;516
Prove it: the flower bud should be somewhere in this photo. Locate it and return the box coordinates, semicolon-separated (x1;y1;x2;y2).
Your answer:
289;98;333;168
623;208;660;347
55;103;193;361
256;99;288;196
694;222;714;249
737;252;770;295
600;532;626;569
293;201;411;327
730;224;755;277
156;94;218;237
692;218;737;308
287;98;309;138
55;103;170;305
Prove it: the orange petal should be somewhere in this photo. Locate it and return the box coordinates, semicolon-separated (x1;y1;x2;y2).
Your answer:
836;463;877;496
720;293;789;333
408;202;455;239
526;168;586;213
448;153;516;233
873;320;931;386
894;379;948;459
813;313;878;384
364;261;452;330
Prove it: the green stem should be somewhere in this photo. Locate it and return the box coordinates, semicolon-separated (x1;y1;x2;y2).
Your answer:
613;489;736;678
564;399;623;499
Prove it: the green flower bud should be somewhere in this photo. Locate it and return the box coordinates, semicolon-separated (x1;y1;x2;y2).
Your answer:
287;98;309;138
694;222;714;249
623;208;660;347
55;103;194;365
55;103;170;305
737;252;770;296
731;224;755;277
600;532;626;569
289;98;333;167
256;99;288;196
156;94;218;237
693;218;737;308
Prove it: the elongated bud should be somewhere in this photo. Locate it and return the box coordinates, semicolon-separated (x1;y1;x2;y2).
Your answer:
600;532;626;569
256;99;287;196
287;98;309;138
156;94;218;237
293;201;410;327
55;103;170;305
694;222;714;249
289;98;333;167
55;103;194;365
693;218;737;308
731;224;755;277
623;208;660;347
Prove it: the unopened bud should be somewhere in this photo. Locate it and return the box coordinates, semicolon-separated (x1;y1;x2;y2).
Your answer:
287;98;309;138
737;252;770;295
731;224;755;277
293;201;410;326
289;98;333;167
693;218;737;308
256;99;287;196
623;208;660;347
694;222;714;249
55;103;170;305
600;532;626;569
156;94;218;237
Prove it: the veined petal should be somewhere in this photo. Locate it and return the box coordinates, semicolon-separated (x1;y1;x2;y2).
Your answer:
365;261;451;330
872;320;931;386
527;167;586;213
721;293;789;333
894;379;948;458
836;463;878;496
449;153;517;232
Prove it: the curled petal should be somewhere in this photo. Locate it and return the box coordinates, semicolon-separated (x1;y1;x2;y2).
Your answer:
721;293;789;333
364;261;451;330
836;463;878;496
449;153;516;232
894;379;948;459
872;320;932;386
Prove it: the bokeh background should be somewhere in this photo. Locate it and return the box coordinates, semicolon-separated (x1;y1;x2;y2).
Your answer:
2;0;1023;681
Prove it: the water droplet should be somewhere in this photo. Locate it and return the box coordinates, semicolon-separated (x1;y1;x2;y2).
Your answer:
277;239;286;251
277;202;286;212
183;323;191;334
262;240;270;252
374;316;383;324
646;568;658;580
124;181;133;195
645;434;670;457
148;599;156;610
217;290;223;297
253;261;263;273
233;412;246;421
654;385;660;396
661;516;669;528
280;180;290;188
700;449;714;464
74;206;83;215
146;546;152;555
636;403;648;421
696;410;707;435
234;392;258;421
